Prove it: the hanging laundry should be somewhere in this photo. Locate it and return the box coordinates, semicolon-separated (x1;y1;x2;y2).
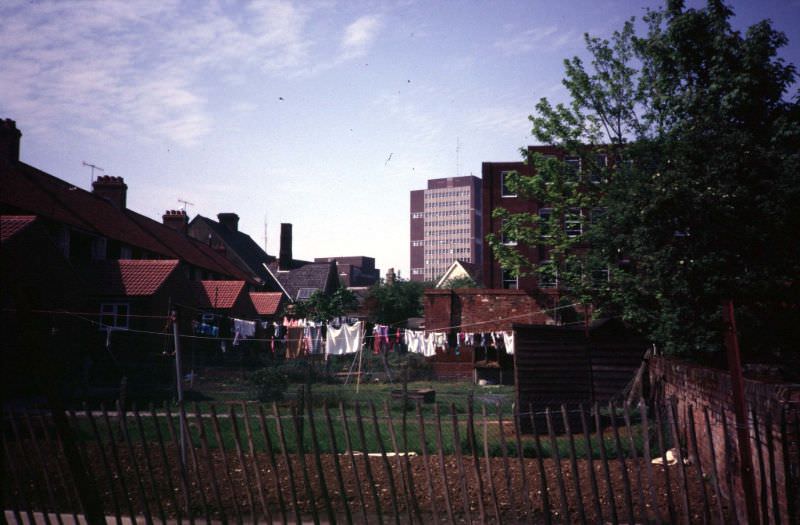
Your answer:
232;318;256;346
405;329;425;355
286;326;305;358
431;332;448;355
326;321;363;356
503;332;515;355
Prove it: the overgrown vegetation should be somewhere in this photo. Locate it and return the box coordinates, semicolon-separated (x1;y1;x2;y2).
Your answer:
489;0;799;362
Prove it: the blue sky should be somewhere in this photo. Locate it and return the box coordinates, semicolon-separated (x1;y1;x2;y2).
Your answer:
2;0;798;279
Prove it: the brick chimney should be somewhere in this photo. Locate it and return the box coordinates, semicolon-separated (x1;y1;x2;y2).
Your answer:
217;213;239;231
92;175;127;209
162;209;188;233
279;223;292;271
1;119;21;164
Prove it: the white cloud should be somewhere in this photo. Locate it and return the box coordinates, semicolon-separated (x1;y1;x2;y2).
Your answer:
0;0;318;146
341;15;382;59
493;25;579;55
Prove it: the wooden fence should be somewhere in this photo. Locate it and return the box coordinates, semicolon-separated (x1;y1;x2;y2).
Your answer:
2;397;798;524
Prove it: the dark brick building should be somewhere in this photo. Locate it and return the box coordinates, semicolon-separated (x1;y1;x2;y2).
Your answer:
314;256;380;287
482;145;559;291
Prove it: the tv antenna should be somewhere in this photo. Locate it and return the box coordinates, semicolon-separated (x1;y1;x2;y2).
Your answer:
82;161;104;186
177;198;195;211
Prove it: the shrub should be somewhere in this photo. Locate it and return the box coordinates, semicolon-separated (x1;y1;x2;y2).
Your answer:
277;359;339;384
249;366;288;402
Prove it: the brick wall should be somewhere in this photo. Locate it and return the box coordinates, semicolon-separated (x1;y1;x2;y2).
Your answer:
424;289;554;333
650;357;800;524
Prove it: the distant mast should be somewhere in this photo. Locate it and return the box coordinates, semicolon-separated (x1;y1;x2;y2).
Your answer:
456;137;460;177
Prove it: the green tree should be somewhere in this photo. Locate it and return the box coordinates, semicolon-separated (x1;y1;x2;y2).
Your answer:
290;287;359;322
491;0;800;359
366;280;426;325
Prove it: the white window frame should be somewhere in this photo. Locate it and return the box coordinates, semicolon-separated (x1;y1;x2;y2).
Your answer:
502;269;518;289
501;219;517;246
538;207;553;237
500;171;517;197
564;156;581;180
590;154;607;184
565;208;583;237
99;302;130;330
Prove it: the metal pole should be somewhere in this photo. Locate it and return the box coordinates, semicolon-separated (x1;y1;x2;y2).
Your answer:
722;299;759;524
172;309;187;467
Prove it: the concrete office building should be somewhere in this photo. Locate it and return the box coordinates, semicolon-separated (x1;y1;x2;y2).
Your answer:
409;176;482;282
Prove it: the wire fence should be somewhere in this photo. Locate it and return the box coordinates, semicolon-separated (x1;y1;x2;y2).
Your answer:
4;395;798;524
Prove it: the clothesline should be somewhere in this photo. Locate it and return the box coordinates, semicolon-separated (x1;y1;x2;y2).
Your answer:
4;300;580;335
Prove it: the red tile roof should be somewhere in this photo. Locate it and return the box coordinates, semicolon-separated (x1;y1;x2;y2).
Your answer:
0;215;37;242
93;259;180;296
0;162;253;282
194;280;247;309
249;292;283;316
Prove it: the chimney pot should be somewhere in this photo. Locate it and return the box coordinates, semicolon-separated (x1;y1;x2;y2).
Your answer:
0;119;22;163
92;175;128;209
163;209;188;233
217;212;239;232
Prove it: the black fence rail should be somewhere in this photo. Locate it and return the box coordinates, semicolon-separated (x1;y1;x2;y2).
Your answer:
2;397;797;524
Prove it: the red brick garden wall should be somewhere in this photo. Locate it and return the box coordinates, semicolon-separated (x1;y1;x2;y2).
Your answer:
649;357;799;524
424;289;554;332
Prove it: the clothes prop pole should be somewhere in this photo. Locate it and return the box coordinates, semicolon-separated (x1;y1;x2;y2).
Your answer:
172;310;187;469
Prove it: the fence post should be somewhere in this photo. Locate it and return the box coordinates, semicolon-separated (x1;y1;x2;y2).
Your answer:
722;299;759;525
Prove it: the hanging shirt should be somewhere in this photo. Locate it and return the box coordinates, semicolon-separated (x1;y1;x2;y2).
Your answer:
503;331;515;355
405;329;425;355
325;321;363;356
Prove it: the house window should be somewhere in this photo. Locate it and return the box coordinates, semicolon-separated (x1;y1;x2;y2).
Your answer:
501;219;517;246
592;266;610;287
538;261;558;289
565;156;581;180
565;208;583;237
91;237;107;260
502;269;518;289
538;208;553;237
590;154;607;184
100;303;130;330
500;171;517;197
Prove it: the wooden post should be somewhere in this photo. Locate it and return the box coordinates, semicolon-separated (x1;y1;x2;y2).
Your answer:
722;299;759;525
172;310;187;468
482;404;501;524
578;404;603;524
339;402;368;524
560;405;586;525
416;401;442;525
273;403;303;525
545;408;570;524
228;406;258;524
